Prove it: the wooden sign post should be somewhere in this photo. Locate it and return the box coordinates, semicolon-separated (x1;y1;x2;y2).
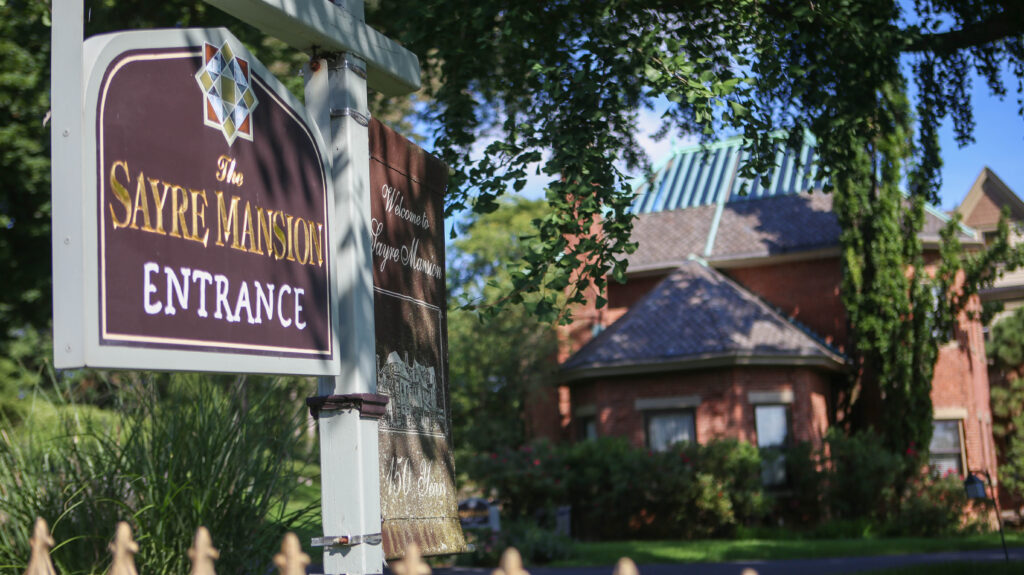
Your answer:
49;1;464;573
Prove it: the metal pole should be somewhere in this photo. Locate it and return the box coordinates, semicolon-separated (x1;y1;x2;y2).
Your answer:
984;470;1009;563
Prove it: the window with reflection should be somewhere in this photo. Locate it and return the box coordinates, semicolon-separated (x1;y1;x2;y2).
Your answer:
929;419;964;477
646;410;696;452
755;404;790;486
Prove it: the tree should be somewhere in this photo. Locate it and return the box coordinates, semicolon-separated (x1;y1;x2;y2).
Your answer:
447;197;559;455
987;306;1024;508
366;0;1024;309
0;1;56;341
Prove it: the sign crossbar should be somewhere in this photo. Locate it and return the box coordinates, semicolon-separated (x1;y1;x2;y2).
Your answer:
202;0;420;95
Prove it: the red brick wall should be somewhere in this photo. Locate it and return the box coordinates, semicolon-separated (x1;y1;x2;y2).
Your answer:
724;258;848;352
568;366;833;449
931;296;997;480
607;274;667;311
523;383;571;443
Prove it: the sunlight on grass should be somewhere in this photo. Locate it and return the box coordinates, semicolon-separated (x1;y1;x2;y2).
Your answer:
275;459;321;560
854;561;1024;574
555;533;1024;566
12;396;118;440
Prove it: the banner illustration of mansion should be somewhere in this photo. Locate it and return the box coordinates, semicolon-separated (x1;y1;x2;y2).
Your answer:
377;350;446;436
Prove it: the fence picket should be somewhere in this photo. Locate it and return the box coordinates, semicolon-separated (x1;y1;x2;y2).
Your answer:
391;543;431;575
273;533;310;575
612;557;638;575
23;518;55;575
107;522;139;575
188;527;220;575
17;520;645;575
492;548;528;575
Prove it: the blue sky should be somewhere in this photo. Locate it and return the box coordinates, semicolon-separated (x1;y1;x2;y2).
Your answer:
933;78;1024;212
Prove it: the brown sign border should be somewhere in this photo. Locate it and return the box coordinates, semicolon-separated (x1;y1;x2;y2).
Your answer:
95;46;333;359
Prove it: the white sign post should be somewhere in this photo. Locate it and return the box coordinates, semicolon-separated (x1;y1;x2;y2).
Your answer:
202;2;421;573
201;2;421;573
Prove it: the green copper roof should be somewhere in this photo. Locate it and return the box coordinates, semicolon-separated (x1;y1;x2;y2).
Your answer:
631;137;825;213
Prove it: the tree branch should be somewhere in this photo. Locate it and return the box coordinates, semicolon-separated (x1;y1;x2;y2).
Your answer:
905;2;1024;56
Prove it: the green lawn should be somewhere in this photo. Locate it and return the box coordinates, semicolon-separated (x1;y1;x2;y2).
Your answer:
267;459;321;559
853;562;1024;574
552;533;1024;566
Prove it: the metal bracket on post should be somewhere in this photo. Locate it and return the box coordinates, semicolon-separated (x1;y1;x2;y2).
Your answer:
307;393;388;420
311;533;384;548
330;108;371;126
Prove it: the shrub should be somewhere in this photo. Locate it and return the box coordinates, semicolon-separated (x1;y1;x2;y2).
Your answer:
466;431;981;541
467;440;568;522
886;470;971;537
563;437;657;539
652;440;771;539
469;437;770;541
456;521;571;566
823;429;902;521
776;441;825;527
684;439;770;525
0;375;316;575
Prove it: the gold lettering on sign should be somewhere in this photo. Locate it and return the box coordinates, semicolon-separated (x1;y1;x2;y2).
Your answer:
148;178;170;235
216;191;242;249
105;160;324;267
308;220;324;267
170;185;190;239
256;207;274;257
190;189;210;247
130;174;154;232
215;155;244;187
272;211;288;260
241;202;260;255
109;161;134;229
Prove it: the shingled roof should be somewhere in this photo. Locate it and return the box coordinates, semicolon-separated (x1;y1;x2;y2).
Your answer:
561;261;846;382
625;139;982;273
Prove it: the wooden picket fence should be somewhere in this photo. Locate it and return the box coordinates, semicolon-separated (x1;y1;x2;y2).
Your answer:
18;517;656;575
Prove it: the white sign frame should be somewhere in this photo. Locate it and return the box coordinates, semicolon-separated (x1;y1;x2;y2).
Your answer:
52;27;341;376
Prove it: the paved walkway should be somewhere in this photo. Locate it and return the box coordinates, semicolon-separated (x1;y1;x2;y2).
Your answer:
432;546;1024;575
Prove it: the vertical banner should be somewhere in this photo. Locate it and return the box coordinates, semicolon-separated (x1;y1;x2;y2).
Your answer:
368;120;466;557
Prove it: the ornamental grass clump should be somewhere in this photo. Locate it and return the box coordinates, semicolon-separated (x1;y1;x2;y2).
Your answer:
0;375;316;575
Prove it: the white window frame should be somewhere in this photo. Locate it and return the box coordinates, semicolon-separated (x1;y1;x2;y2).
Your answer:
929;418;966;477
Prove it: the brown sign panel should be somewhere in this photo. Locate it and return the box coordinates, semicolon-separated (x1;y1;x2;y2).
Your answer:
96;42;332;360
369;119;466;558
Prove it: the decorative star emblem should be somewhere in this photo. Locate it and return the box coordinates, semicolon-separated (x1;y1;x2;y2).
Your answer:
195;41;258;145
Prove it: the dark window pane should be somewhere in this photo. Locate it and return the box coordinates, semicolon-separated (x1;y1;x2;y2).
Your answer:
930;420;961;452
